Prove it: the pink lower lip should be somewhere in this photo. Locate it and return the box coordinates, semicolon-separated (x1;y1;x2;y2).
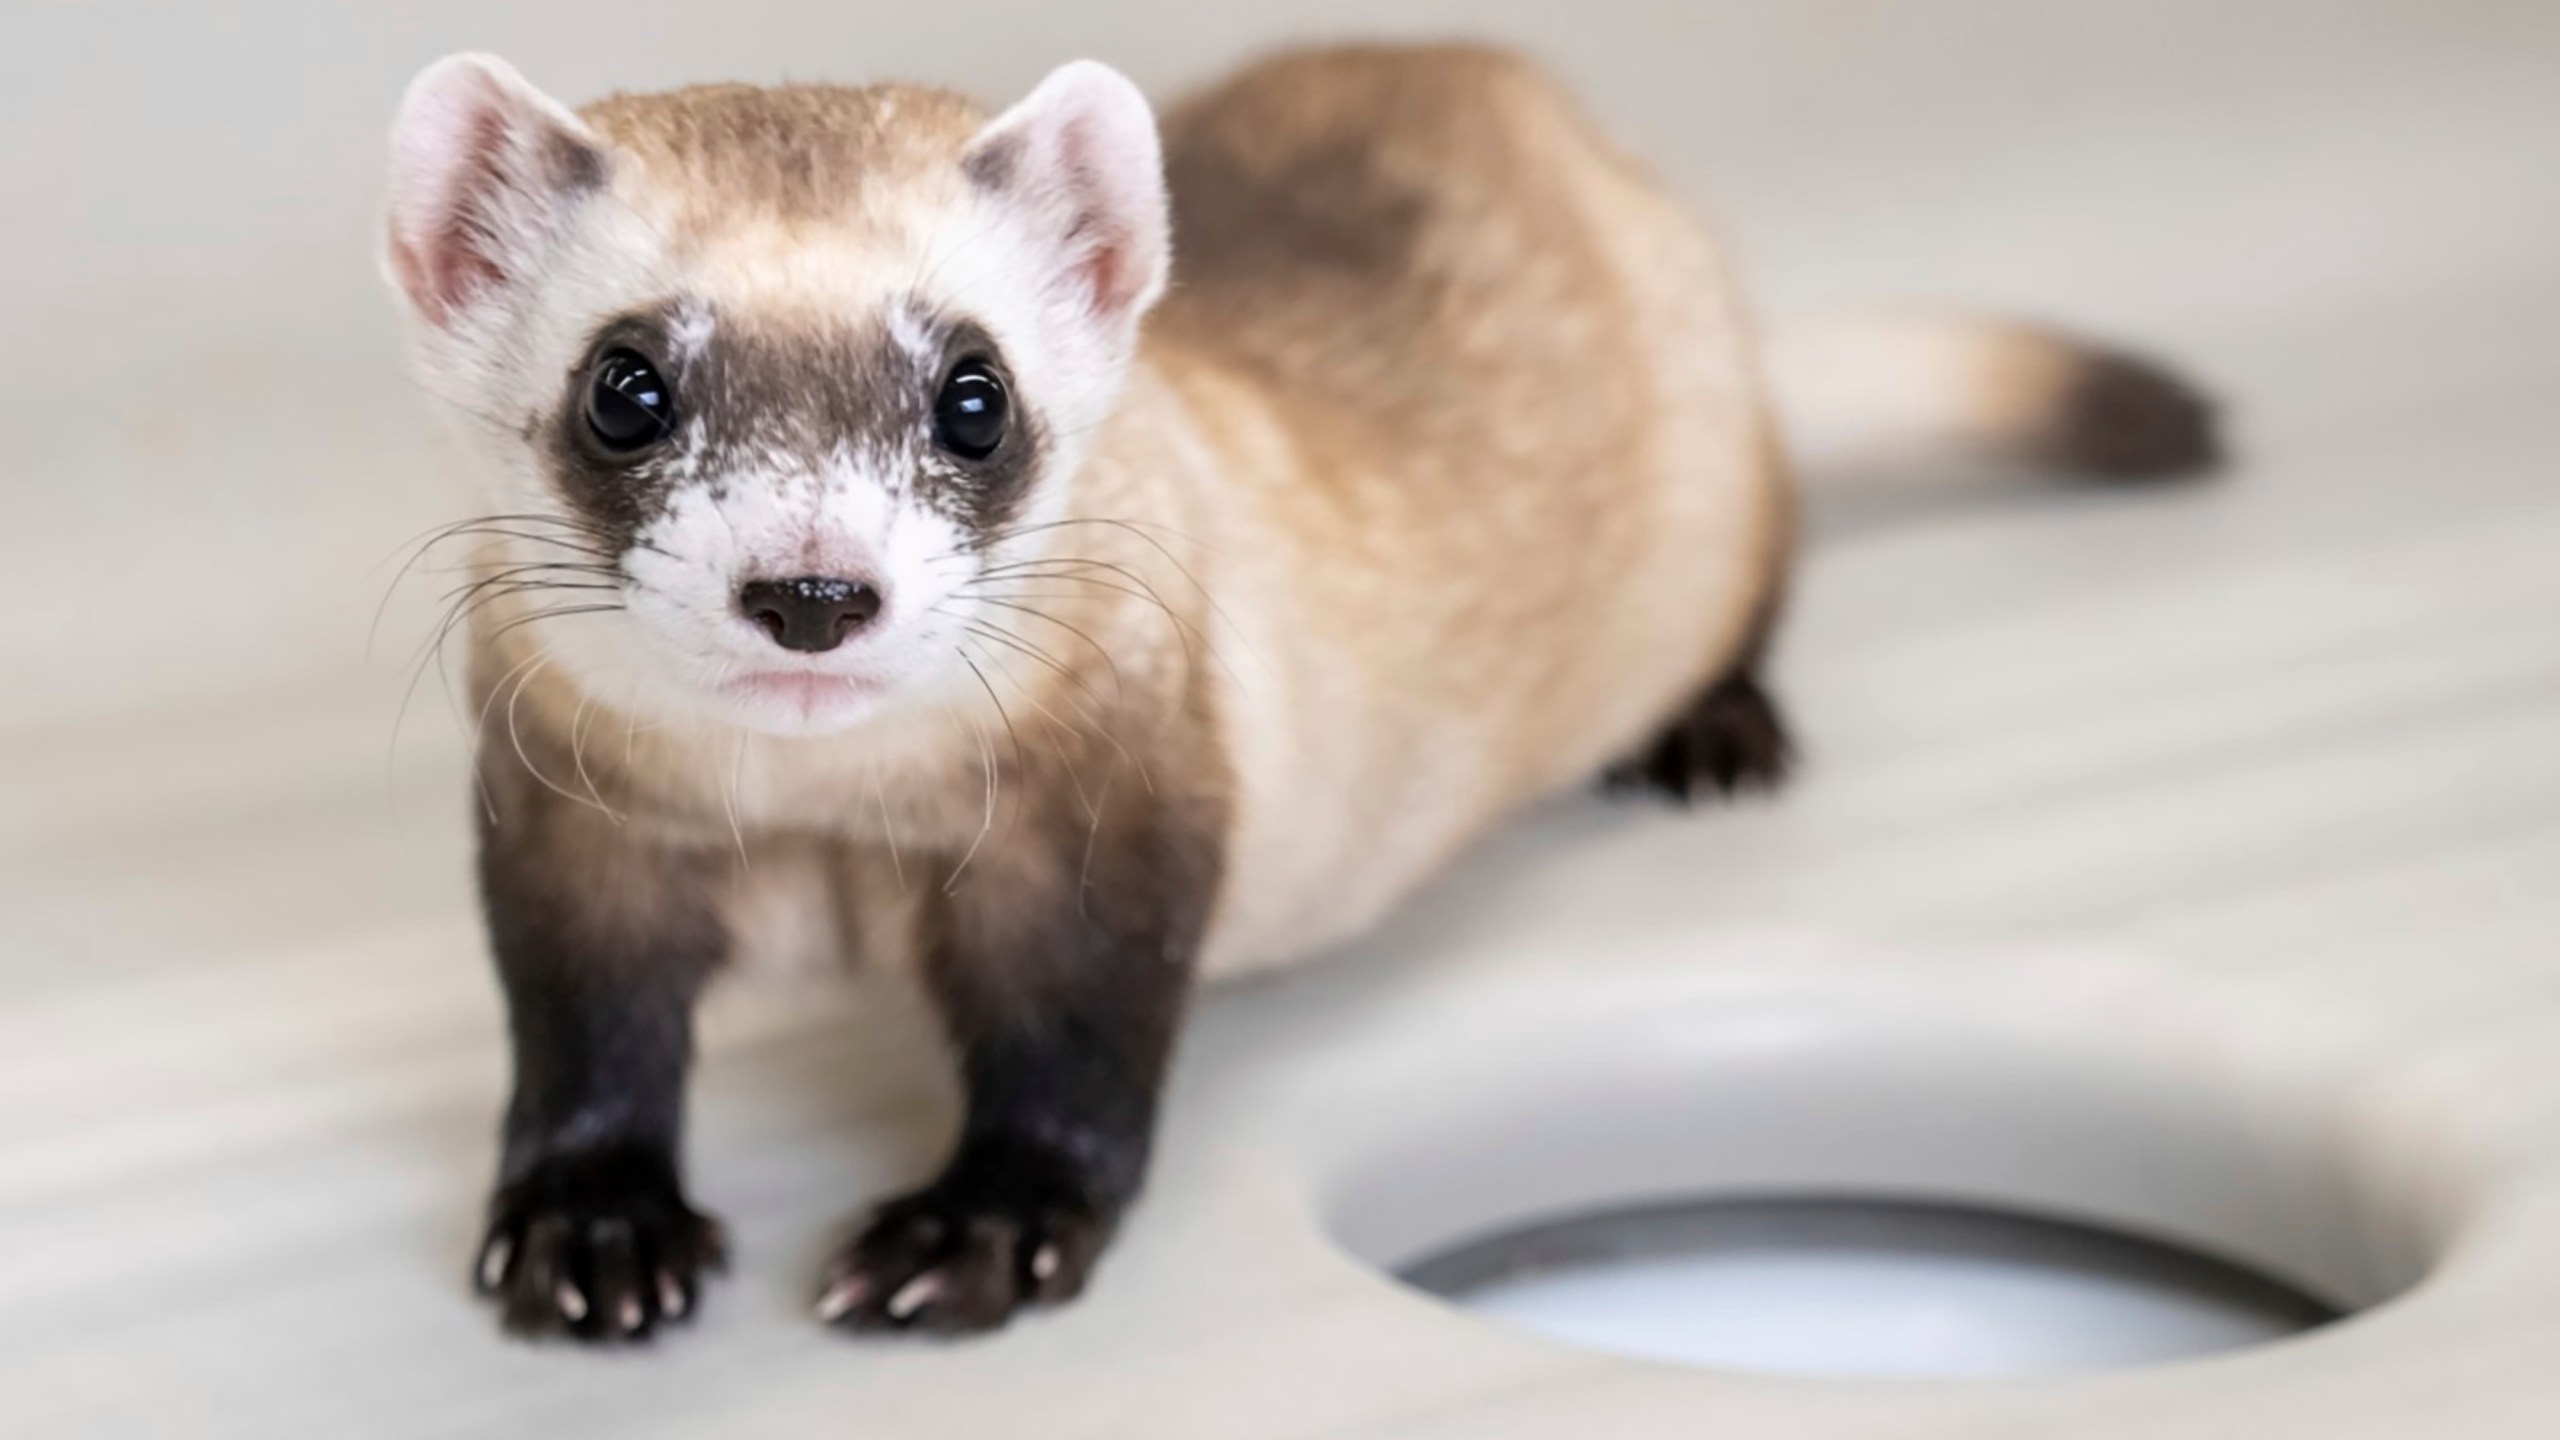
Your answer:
727;672;877;709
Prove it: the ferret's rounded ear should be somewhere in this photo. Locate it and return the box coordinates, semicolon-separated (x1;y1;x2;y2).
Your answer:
962;61;1170;332
383;53;604;328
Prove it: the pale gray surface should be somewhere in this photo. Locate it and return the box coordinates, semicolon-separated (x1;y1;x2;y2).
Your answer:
5;2;2560;1437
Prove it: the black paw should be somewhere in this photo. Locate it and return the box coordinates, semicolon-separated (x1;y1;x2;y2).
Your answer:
475;1146;726;1344
1606;672;1794;802
815;1145;1119;1336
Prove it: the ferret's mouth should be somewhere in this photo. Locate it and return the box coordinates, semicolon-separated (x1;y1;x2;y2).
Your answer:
722;670;884;716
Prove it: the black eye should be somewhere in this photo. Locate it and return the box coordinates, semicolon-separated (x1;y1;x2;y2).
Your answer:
933;358;1010;461
583;348;674;453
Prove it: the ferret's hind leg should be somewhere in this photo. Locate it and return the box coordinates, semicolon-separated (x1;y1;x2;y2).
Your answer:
1605;663;1794;803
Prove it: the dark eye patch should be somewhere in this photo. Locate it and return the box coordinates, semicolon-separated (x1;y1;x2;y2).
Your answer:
538;304;702;556
914;319;1044;544
535;302;1049;559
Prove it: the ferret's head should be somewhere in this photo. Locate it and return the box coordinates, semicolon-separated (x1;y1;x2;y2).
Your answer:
382;57;1169;736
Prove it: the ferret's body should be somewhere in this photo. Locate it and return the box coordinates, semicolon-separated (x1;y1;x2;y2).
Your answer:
385;44;2210;1343
482;47;1781;982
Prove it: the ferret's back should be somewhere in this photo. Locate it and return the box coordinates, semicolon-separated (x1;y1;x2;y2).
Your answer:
1156;45;1623;432
1154;47;1788;973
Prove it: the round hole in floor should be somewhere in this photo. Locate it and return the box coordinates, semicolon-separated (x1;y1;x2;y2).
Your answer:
1308;989;2464;1379
1399;1196;2341;1378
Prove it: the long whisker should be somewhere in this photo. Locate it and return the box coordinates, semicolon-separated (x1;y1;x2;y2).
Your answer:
387;537;622;699
420;581;625;658
396;581;549;711
443;557;622;581
869;764;907;895
483;603;626;647
959;615;1109;711
969;514;1268;678
375;511;619;574
568;688;624;825
370;518;620;660
978;513;1219;558
466;648;550;821
963;563;1236;688
403;598;626;757
502;656;618;821
1078;749;1127;915
982;517;1243;637
393;582;530;781
957;596;1127;703
956;648;1028;791
376;513;622;588
433;575;624;617
965;635;1101;827
957;616;1154;798
723;732;751;868
390;517;628;773
944;691;1001;897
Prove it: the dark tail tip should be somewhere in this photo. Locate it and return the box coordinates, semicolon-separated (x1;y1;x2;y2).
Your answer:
2051;349;2225;481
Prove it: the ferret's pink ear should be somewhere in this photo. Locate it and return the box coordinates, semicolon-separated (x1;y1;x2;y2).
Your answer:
962;62;1170;331
383;54;603;327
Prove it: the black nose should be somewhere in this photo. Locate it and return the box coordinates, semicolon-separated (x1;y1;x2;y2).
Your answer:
738;576;884;653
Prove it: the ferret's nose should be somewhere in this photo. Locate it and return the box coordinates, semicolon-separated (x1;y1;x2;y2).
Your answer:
738;576;884;654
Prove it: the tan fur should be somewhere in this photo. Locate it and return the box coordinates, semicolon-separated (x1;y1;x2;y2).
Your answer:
575;85;991;344
470;44;1788;980
1151;46;1786;970
580;84;986;228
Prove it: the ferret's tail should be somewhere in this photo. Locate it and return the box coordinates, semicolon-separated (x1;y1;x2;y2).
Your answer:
1764;307;2222;492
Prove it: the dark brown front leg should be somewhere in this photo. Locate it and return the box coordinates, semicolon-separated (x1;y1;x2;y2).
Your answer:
817;770;1225;1335
471;758;731;1343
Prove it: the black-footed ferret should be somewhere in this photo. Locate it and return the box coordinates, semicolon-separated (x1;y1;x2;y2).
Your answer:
381;44;2215;1343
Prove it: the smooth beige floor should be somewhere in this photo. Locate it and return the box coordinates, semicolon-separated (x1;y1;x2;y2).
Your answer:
5;3;2558;1436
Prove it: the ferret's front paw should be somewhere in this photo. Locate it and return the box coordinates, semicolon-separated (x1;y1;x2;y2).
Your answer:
814;1153;1119;1336
474;1146;727;1344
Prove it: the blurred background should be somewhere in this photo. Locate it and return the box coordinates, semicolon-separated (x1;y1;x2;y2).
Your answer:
5;2;2558;1435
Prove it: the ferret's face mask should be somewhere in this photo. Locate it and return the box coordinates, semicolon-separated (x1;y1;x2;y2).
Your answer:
383;58;1168;735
